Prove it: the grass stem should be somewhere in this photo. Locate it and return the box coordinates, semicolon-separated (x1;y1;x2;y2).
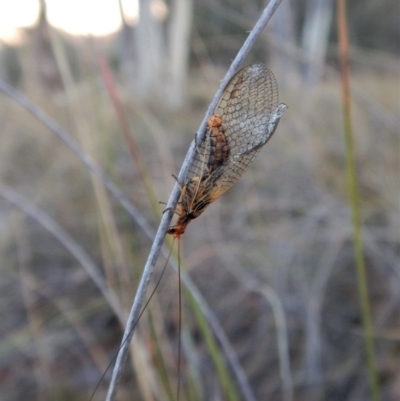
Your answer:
337;1;380;400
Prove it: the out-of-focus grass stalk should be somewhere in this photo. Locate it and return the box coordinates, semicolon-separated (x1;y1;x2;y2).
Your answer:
147;310;176;400
48;30;133;301
185;286;240;401
14;214;49;401
47;30;159;398
95;47;162;218
337;1;380;400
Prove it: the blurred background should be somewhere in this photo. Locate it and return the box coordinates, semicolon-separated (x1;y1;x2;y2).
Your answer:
0;0;399;400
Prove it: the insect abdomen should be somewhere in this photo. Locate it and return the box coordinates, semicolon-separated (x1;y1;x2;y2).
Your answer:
207;115;230;172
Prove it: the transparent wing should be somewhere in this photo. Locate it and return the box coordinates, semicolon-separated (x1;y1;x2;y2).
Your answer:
187;63;282;201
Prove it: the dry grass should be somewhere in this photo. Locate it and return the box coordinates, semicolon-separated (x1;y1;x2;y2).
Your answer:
0;33;399;401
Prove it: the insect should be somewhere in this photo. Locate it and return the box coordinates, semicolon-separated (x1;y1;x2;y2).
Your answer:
168;63;287;238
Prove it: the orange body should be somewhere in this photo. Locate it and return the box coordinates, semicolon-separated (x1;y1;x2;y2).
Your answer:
167;175;215;238
206;114;230;172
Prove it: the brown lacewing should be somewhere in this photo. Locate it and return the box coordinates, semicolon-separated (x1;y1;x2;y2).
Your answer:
168;63;287;238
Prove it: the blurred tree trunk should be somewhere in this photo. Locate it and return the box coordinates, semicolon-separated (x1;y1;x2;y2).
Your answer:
167;0;193;108
301;0;334;82
30;0;63;93
133;0;193;108
268;0;299;89
117;0;135;89
135;0;165;100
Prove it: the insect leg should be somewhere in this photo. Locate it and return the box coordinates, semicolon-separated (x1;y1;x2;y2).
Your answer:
162;206;183;217
171;174;185;189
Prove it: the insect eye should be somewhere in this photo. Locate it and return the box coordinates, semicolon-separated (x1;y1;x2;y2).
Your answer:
168;226;176;234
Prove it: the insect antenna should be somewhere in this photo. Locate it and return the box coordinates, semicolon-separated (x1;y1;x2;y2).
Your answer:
176;236;182;400
89;238;176;401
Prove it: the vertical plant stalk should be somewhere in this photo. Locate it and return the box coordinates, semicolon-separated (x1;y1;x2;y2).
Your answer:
95;46;162;215
106;1;284;400
337;1;380;400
